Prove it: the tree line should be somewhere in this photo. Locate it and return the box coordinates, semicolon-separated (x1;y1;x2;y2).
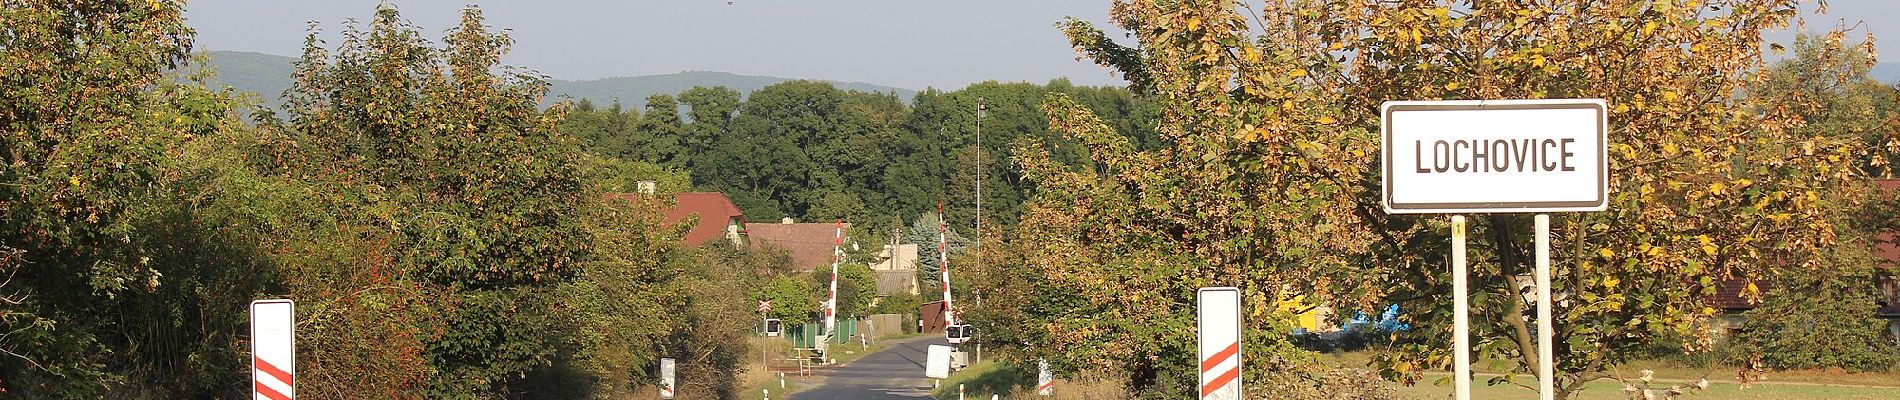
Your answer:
4;3;797;398
0;1;1161;398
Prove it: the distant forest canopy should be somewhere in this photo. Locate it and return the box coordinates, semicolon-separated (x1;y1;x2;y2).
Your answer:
559;78;1162;236
194;52;1160;237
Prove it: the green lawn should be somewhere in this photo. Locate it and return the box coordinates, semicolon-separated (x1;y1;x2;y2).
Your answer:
931;361;1031;399
1391;379;1898;400
1318;350;1900;400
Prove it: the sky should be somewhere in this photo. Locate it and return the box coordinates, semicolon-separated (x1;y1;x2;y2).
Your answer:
182;1;1898;91
182;0;1125;91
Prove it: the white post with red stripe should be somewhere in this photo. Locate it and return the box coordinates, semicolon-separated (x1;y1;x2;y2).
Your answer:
250;299;295;400
1036;358;1053;396
1196;287;1241;400
660;357;676;399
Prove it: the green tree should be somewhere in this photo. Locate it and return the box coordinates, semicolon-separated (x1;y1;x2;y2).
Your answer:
0;0;203;395
812;263;877;320
756;276;818;326
563;98;641;160
679;86;743;170
632;94;685;166
907;211;974;292
1726;35;1900;373
266;6;594;396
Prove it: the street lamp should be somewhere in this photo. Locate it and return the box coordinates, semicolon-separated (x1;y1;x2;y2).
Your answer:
974;97;985;242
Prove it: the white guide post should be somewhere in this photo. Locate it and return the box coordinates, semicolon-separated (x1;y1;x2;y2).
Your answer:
1535;214;1554;400
1197;287;1243;400
250;300;296;400
1451;216;1470;400
1037;358;1053;396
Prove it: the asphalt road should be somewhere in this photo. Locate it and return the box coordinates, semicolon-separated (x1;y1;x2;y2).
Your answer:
789;335;944;400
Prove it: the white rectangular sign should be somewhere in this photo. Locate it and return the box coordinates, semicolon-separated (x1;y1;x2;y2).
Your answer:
1382;99;1608;214
924;345;953;379
1197;287;1242;400
250;300;295;400
660;358;676;399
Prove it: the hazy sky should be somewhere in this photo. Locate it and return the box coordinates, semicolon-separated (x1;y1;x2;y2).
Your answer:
183;1;1897;91
182;0;1124;90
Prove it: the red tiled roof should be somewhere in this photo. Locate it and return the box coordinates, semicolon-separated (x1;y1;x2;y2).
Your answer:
607;192;745;246
1709;278;1770;311
748;222;850;271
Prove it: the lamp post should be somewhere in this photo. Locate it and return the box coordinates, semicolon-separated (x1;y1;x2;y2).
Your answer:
974;97;985;242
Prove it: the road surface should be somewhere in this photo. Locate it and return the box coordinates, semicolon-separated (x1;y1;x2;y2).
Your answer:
789;335;943;400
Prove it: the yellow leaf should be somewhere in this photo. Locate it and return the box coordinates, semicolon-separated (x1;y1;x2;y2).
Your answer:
1604;275;1620;289
1598;248;1615;258
1317;116;1336;125
1187;16;1202;32
1445;81;1462;90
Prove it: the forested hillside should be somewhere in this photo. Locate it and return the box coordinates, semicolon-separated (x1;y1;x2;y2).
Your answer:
197;51;915;109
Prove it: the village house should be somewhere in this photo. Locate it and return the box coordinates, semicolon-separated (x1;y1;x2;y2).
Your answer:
604;182;746;247
746;218;852;271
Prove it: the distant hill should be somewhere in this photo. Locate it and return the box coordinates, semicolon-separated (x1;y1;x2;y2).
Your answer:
195;51;298;107
1872;63;1900;84
191;50;915;110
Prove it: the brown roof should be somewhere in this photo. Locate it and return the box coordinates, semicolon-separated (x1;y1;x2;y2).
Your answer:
1709;278;1770;311
606;192;745;246
748;221;850;271
1875;179;1900;266
874;270;917;296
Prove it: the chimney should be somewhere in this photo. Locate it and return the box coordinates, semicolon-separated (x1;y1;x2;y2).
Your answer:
636;180;656;195
781;217;795;224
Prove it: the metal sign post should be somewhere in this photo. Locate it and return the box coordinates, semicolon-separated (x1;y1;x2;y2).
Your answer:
250;300;296;400
1451;216;1470;400
1197;287;1242;400
1382;99;1607;400
1535;214;1554;400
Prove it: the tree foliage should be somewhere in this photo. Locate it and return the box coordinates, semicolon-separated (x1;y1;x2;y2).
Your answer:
980;1;1869;399
0;0;217;396
1726;35;1900;373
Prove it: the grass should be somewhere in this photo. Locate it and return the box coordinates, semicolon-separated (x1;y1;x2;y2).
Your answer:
1319;350;1900;400
1390;378;1899;400
928;360;1126;400
739;336;813;398
931;361;1028;399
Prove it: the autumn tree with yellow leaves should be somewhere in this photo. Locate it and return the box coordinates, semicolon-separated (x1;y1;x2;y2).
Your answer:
976;0;1871;398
